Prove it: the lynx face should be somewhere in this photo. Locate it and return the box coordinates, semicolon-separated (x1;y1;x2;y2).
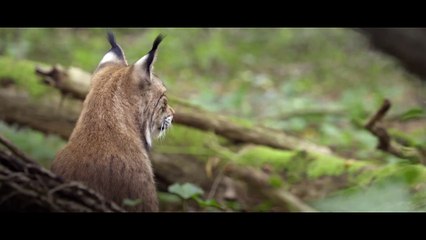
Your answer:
137;73;175;147
150;76;174;139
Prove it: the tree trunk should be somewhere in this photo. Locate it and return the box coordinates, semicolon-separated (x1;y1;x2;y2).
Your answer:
358;28;426;81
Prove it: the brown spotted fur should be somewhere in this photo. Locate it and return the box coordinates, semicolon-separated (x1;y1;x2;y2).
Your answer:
51;41;174;212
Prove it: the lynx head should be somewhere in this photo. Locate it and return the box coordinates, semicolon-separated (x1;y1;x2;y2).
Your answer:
88;32;174;150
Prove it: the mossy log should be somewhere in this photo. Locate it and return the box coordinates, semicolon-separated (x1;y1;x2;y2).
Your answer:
33;62;331;155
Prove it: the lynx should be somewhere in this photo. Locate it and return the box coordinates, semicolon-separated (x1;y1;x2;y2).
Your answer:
51;33;174;212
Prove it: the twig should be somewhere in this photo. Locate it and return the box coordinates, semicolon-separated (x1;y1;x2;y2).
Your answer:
207;167;225;199
0;133;34;164
365;99;391;130
365;99;394;153
365;99;423;163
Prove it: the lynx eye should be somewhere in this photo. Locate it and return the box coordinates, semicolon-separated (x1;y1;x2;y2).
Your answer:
161;99;167;111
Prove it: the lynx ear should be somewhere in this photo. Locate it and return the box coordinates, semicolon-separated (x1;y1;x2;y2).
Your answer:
97;32;128;67
133;34;165;81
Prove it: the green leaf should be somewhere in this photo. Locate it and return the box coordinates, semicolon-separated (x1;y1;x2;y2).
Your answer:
399;108;425;121
194;198;223;209
122;198;143;207
158;192;182;203
168;183;204;200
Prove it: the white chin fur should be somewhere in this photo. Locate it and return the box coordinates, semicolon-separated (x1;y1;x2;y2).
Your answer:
158;116;172;139
146;116;173;146
158;130;165;139
145;126;152;148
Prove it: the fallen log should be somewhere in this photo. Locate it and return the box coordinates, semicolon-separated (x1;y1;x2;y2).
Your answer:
0;134;124;212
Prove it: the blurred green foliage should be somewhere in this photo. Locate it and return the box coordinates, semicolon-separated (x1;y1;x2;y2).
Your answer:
0;57;52;97
167;182;224;211
168;182;204;200
1;28;425;211
313;180;414;211
0;122;65;167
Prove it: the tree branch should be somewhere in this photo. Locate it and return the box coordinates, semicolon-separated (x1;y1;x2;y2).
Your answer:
0;134;33;164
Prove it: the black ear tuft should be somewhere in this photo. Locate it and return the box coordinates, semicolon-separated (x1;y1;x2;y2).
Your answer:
150;34;165;53
145;34;165;75
106;31;126;62
107;31;119;48
95;32;128;70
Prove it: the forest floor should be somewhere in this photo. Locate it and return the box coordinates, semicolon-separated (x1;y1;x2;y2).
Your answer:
0;28;425;211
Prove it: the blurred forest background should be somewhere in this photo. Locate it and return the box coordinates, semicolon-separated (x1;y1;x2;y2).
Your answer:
0;28;425;212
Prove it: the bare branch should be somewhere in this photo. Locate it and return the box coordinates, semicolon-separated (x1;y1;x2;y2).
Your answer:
365;99;424;163
0;134;34;164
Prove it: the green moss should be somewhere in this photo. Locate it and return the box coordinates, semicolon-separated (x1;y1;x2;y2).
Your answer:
347;161;369;173
159;125;211;148
306;154;345;179
235;145;371;182
0;56;53;97
355;162;426;187
236;146;295;168
268;174;284;188
235;147;309;183
154;125;229;158
306;154;367;179
229;117;255;128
